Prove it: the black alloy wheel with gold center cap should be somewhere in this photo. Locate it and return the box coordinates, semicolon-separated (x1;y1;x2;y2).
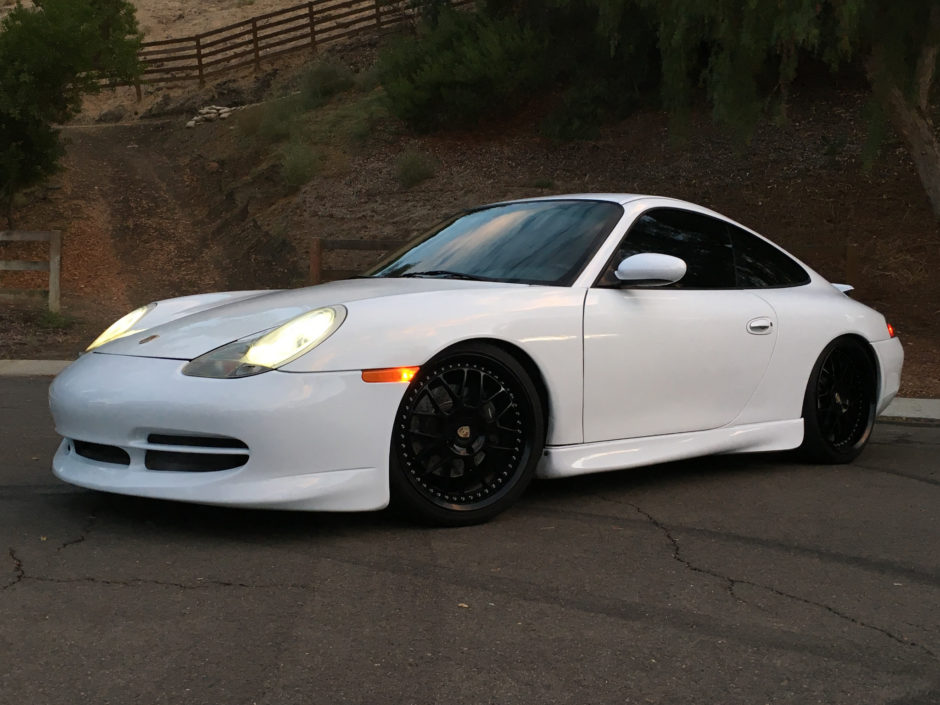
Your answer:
390;342;545;525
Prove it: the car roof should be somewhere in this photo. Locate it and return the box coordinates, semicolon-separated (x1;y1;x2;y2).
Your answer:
497;193;645;206
500;193;753;227
497;193;717;210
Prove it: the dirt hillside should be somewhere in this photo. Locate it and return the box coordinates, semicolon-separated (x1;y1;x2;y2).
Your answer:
1;0;299;38
0;1;937;398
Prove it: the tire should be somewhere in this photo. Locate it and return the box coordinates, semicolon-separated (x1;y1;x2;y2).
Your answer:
800;336;877;464
389;342;546;526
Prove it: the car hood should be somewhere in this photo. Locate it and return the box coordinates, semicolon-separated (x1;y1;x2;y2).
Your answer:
95;278;513;360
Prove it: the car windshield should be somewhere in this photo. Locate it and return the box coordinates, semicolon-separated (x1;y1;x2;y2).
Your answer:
368;200;624;286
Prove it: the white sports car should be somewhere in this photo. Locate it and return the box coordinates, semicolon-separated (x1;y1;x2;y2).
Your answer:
50;194;903;524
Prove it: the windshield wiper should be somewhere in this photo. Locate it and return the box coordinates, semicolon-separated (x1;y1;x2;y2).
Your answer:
400;270;486;281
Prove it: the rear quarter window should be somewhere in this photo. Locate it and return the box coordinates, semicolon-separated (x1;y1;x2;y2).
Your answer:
728;223;810;288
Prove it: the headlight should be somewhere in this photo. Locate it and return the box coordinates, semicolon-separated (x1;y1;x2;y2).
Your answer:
85;303;156;351
182;305;346;379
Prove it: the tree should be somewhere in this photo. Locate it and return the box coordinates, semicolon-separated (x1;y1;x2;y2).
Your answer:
610;0;940;218
0;0;142;227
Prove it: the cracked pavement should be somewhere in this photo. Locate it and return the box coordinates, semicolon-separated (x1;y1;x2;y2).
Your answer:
1;376;938;704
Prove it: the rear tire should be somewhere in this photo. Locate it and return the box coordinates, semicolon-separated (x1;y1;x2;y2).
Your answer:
800;337;877;464
389;342;545;526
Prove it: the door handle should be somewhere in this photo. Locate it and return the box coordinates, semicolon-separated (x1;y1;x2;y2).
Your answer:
747;317;774;335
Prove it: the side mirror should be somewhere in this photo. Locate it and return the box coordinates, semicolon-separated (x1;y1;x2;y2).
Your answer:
614;253;687;286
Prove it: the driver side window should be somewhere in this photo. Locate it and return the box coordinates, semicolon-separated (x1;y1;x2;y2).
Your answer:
599;208;736;288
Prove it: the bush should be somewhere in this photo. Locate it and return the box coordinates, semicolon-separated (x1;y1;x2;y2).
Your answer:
395;149;436;188
377;9;546;131
540;82;634;140
345;102;383;145
280;140;321;190
234;105;264;136
257;96;301;143
298;59;355;110
37;310;72;330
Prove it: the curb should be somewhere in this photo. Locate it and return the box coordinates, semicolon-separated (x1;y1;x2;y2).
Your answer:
878;397;940;424
0;360;72;377
1;360;938;421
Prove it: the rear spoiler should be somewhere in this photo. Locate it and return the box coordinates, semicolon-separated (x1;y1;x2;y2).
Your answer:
832;283;854;294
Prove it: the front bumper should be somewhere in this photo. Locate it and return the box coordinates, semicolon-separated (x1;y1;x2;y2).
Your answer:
49;352;408;511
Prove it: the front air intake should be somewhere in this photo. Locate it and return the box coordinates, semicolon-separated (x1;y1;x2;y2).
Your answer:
73;440;131;466
143;433;249;472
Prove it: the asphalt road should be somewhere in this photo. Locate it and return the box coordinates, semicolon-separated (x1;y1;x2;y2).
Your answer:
1;377;938;705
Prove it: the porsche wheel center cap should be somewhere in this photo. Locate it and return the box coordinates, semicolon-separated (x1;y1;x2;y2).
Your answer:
456;425;471;440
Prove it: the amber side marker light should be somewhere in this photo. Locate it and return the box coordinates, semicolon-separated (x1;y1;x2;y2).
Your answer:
887;322;896;338
362;367;420;383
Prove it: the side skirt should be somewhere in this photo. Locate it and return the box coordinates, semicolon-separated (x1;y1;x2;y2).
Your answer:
536;419;804;479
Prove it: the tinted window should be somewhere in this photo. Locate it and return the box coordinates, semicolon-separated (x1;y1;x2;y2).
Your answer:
599;208;735;288
369;200;624;286
729;224;810;287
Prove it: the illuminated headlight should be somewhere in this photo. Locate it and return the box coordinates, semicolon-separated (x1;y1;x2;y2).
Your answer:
182;306;346;379
85;303;156;351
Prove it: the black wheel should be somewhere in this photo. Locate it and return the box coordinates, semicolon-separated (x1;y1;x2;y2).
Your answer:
389;342;545;525
800;337;877;464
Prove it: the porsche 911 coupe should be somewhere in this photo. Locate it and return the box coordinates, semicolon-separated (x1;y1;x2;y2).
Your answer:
49;194;903;524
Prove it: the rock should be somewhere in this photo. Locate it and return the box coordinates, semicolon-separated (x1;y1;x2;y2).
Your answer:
186;120;196;128
212;79;248;107
143;92;203;119
96;105;127;123
205;161;221;173
142;94;174;118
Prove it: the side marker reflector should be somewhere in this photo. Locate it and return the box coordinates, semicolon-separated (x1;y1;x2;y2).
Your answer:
887;322;896;338
362;367;419;383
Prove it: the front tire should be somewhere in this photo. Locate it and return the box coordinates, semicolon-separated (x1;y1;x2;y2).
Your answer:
800;336;877;464
390;343;545;525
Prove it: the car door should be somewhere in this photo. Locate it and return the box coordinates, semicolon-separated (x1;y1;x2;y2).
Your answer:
582;208;777;442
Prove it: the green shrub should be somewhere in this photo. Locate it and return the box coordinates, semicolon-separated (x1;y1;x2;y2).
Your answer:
257;96;301;143
235;105;264;136
298;59;355;110
395;149;436;188
354;64;381;92
346;106;380;145
540;84;611;141
37;310;72;330
377;9;546;131
300;92;389;147
280;140;321;190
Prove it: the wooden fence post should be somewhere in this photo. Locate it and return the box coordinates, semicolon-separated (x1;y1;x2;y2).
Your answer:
374;0;383;29
308;2;317;53
134;81;142;102
0;231;61;311
310;237;323;285
48;231;61;314
195;35;205;86
251;18;261;71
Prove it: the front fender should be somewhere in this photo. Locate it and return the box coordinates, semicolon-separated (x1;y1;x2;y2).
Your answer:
282;286;587;445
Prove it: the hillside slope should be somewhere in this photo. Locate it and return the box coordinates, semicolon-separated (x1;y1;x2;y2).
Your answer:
1;51;937;395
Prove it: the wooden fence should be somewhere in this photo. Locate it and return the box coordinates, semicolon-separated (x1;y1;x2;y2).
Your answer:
0;231;62;313
137;0;472;90
309;236;405;283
